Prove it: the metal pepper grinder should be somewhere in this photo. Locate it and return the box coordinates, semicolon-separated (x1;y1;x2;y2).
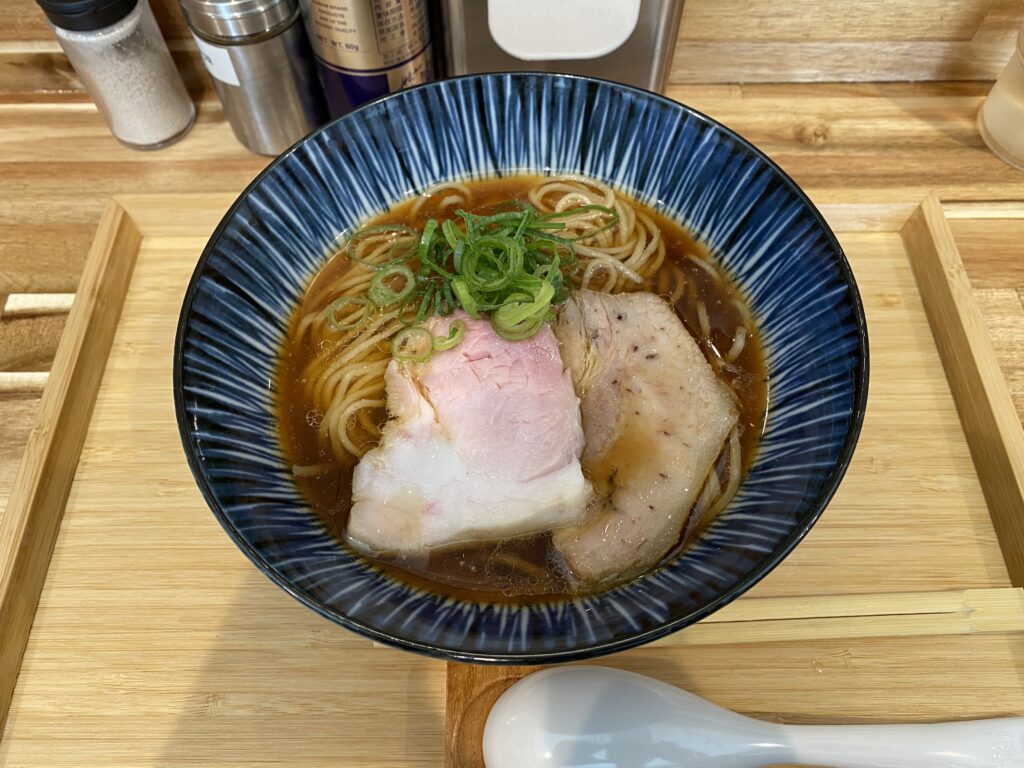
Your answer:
179;0;327;156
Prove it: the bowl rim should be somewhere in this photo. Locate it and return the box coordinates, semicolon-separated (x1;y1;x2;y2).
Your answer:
173;71;870;664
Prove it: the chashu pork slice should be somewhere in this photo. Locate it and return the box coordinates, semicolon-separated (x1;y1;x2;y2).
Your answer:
552;290;738;584
348;313;591;554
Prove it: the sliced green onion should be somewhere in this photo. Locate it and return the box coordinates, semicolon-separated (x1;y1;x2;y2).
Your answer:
325;296;371;331
514;207;534;238
368;264;415;307
441;219;462;249
450;277;478;317
418;249;454;279
452;239;466;272
530;231;577;263
492;313;546;341
391;326;434;363
461;235;524;293
433;320;465;351
458;209;527;229
334;198;614;351
418;219;438;262
493;282;554;326
439;281;457;316
415;282;435;324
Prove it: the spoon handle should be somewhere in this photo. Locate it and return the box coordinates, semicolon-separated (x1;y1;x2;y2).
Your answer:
780;718;1024;768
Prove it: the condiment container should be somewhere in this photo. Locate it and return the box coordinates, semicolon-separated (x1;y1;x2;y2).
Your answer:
298;0;434;119
179;0;327;156
37;0;195;150
978;20;1024;171
439;0;684;93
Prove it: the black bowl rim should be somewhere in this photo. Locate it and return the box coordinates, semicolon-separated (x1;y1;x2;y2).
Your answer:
173;71;870;664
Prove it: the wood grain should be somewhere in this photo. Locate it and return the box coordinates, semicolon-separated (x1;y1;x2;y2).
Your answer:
975;287;1024;423
951;217;1024;426
678;0;996;42
744;229;1009;596
679;0;1021;82
652;588;1024;646
11;0;1014;44
4;0;1022;87
2;0;191;42
0;314;66;372
443;635;1024;768
0;395;40;522
2;294;75;316
0;102;268;293
0;295;73;374
0;46;213;104
0;198;1021;765
382;589;1024;652
445;200;1024;762
950;218;1024;289
445;664;539;768
0;372;48;396
902;196;1024;586
12;207;1015;596
7;83;1024;296
0;201;141;732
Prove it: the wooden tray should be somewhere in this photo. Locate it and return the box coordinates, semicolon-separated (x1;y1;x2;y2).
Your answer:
2;194;1024;767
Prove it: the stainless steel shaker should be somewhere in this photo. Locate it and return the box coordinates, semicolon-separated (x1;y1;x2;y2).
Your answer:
179;0;327;156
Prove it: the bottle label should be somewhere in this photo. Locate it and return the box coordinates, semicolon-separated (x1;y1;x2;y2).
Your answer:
316;43;433;117
192;33;240;87
300;0;430;73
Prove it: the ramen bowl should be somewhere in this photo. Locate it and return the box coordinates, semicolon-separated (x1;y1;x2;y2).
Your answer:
174;73;868;663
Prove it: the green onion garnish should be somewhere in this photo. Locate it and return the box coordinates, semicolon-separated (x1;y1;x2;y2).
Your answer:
391;326;435;363
433;320;466;351
368;264;415;307
340;200;618;350
450;277;478;317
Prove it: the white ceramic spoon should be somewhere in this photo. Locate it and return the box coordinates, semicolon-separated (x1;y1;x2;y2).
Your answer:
483;666;1024;768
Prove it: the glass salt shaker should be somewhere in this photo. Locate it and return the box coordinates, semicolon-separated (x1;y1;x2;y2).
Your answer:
37;0;196;150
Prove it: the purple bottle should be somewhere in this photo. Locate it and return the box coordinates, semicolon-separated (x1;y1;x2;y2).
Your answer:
298;0;434;119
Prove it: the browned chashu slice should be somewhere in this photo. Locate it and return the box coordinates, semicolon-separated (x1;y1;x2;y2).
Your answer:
552;290;738;583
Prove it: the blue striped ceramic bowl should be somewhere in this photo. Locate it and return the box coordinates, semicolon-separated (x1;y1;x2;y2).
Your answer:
175;73;867;663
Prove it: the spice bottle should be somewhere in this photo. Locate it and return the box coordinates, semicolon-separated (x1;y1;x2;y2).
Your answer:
298;0;434;119
179;0;327;156
37;0;196;150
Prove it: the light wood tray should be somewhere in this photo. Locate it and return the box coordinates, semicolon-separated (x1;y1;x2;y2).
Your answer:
2;194;1024;767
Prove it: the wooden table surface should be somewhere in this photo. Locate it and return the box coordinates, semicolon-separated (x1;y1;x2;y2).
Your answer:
2;81;1024;750
6;82;1023;478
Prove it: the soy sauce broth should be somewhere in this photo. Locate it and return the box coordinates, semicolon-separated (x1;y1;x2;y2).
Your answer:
276;176;769;602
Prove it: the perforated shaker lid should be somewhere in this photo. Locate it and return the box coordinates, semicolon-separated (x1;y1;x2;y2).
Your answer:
36;0;139;32
178;0;296;40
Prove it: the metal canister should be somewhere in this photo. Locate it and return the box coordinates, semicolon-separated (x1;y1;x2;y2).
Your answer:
179;0;327;156
298;0;434;118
